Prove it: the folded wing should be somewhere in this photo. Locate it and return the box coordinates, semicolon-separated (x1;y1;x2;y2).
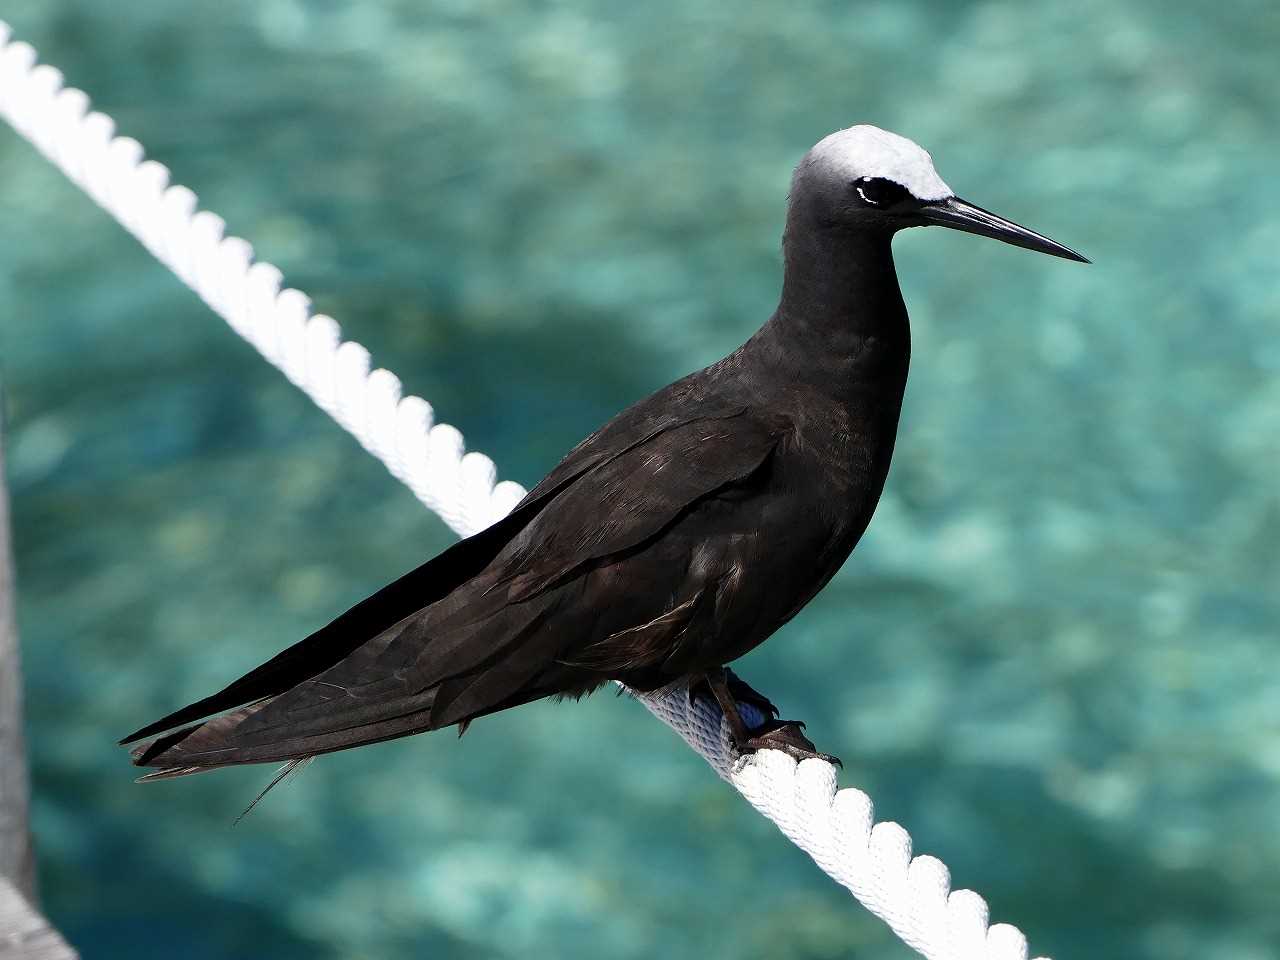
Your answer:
126;404;787;776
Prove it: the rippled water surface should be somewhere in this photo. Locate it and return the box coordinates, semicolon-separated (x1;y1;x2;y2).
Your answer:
1;2;1277;958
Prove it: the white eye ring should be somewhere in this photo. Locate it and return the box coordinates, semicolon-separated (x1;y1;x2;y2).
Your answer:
855;184;877;205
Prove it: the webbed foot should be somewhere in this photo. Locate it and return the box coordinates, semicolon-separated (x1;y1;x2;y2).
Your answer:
741;719;842;767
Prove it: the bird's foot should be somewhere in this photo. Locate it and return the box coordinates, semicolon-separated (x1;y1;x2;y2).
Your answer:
687;668;779;720
688;668;835;765
740;719;842;768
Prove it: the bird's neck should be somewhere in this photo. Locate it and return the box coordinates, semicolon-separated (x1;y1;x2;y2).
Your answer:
751;222;911;380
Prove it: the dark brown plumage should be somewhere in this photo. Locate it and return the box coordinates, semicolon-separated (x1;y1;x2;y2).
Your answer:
122;125;1085;780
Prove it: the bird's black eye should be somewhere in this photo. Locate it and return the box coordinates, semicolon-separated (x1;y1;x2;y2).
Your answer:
852;177;911;207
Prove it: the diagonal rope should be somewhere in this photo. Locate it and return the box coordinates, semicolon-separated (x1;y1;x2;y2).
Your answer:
0;21;1048;960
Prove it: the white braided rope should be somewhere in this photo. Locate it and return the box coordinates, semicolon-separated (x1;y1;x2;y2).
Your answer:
0;22;1048;960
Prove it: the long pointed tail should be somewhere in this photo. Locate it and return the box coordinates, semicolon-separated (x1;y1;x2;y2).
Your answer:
128;690;441;779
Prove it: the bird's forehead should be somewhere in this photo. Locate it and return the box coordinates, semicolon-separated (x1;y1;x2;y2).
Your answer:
808;125;953;201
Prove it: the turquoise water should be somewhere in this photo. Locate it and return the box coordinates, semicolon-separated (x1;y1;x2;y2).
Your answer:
1;2;1277;957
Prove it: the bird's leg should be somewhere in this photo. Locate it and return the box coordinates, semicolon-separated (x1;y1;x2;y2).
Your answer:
722;668;780;722
688;667;778;721
696;668;755;745
697;668;842;767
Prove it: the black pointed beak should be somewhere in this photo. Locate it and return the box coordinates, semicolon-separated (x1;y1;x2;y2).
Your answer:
919;196;1089;263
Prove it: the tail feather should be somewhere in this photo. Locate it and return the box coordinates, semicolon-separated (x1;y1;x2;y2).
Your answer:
129;665;588;781
134;765;211;783
129;690;442;776
122;416;738;781
127;589;576;780
233;758;315;824
117;475;582;748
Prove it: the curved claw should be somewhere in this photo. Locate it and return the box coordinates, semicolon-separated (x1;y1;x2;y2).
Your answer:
742;720;841;768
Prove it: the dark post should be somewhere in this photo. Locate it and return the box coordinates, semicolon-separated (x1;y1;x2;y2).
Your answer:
0;412;36;901
0;407;78;957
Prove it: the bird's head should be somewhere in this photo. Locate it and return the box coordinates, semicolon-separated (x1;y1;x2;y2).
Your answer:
792;125;1088;263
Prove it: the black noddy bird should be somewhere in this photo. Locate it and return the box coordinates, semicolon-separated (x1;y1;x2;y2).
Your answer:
123;125;1087;781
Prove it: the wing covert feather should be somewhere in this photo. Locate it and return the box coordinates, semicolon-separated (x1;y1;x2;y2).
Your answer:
129;401;791;769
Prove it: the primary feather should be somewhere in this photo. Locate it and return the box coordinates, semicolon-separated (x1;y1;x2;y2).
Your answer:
123;123;1048;781
124;384;790;776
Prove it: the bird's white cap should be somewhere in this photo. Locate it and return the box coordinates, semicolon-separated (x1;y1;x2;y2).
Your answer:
807;125;954;202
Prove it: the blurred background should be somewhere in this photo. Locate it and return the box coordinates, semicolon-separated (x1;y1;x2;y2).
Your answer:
1;1;1277;958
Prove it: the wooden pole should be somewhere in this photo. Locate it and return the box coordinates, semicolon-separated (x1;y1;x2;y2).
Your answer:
0;405;78;957
0;410;37;903
0;878;77;960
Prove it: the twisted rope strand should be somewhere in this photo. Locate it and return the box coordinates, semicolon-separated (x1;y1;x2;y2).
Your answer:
0;22;1048;960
